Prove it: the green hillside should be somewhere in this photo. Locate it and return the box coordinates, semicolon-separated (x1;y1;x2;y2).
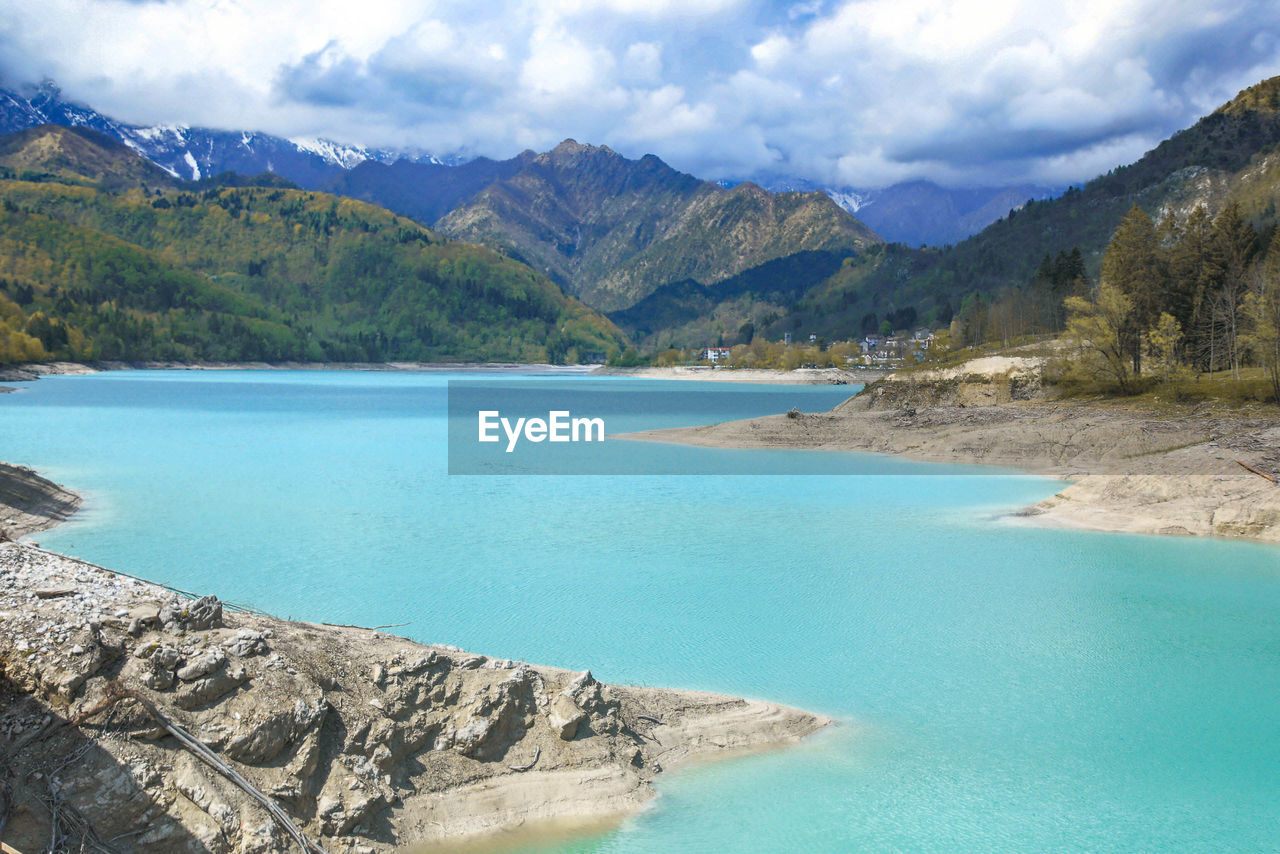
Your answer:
640;76;1280;349
848;76;1280;326
0;124;178;190
0;127;625;365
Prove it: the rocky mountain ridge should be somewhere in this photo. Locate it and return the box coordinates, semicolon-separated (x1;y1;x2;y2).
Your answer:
0;81;446;187
437;140;882;311
0;125;626;365
0;124;179;189
0;79;1059;249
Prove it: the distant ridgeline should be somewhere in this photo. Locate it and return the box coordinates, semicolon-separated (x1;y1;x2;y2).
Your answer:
435;140;883;313
834;75;1280;344
3;74;1280;364
630;76;1280;350
440;75;1280;352
0;125;624;365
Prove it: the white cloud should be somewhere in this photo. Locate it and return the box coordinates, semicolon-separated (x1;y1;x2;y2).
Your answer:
750;35;792;69
1;0;1278;188
624;85;716;139
542;0;744;18
519;27;617;103
622;42;662;83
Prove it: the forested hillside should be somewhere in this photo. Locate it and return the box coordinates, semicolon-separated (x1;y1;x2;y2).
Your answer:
852;76;1280;333
0;126;625;365
637;76;1280;349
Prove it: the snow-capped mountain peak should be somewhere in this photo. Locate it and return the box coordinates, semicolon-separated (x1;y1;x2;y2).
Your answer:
825;189;871;213
287;136;372;169
0;79;457;185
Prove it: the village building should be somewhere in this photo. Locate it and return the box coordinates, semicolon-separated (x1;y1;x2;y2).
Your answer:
700;346;733;363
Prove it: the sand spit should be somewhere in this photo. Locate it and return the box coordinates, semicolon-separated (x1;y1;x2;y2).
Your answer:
623;360;1280;544
592;366;888;384
0;471;828;854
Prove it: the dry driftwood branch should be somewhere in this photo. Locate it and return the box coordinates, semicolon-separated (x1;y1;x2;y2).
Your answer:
40;784;117;854
74;684;328;854
320;621;411;632
1235;460;1278;483
508;746;540;772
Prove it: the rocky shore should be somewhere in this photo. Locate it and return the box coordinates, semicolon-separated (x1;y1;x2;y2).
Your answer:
623;357;1280;544
0;471;828;854
0;463;81;539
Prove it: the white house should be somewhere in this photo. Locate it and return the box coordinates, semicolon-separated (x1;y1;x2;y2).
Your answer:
701;347;732;363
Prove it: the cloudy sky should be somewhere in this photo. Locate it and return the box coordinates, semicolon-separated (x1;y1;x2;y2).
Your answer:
2;0;1279;189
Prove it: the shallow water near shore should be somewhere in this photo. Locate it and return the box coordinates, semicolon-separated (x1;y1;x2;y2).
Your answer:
3;370;1280;853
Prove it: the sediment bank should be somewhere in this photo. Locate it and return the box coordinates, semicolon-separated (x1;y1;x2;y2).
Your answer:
0;462;81;539
622;359;1280;544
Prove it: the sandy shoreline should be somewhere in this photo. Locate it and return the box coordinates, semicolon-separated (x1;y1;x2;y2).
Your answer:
622;367;1280;545
0;360;889;387
593;365;890;384
0;469;829;854
0;360;603;384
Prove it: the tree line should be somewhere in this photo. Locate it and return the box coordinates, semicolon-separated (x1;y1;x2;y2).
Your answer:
1058;202;1280;401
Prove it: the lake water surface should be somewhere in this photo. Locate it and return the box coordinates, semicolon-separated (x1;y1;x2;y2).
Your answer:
3;370;1278;853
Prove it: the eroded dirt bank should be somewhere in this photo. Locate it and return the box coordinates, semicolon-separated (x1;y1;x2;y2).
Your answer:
0;462;82;539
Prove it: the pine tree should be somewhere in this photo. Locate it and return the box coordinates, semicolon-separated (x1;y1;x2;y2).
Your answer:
1204;202;1258;377
1164;206;1214;366
1100;205;1164;373
1243;228;1280;403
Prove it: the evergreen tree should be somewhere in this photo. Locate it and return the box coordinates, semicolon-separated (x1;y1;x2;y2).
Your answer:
1100;205;1164;373
1243;228;1280;403
1164;206;1214;365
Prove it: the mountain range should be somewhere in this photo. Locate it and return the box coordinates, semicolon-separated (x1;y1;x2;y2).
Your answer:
613;76;1280;348
0;79;1052;248
751;176;1058;247
0;124;624;364
4;74;1280;360
882;75;1280;308
0;81;447;187
436;140;880;311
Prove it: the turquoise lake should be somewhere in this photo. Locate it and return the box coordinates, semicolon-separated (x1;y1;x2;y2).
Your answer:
3;370;1280;853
